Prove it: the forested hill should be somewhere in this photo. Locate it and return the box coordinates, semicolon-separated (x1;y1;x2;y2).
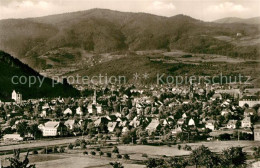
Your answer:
0;51;79;101
0;9;259;70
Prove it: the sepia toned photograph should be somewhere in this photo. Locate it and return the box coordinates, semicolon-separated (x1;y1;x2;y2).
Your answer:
0;0;260;167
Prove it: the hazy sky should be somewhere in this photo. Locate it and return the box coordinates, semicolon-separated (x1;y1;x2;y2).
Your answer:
0;0;259;21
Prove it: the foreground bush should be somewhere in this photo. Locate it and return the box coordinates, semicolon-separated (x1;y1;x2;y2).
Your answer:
110;162;124;168
68;143;74;150
123;154;130;160
106;152;112;157
112;146;119;153
91;151;96;155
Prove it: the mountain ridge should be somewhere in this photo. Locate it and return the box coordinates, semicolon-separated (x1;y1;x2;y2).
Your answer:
0;8;259;71
214;16;260;25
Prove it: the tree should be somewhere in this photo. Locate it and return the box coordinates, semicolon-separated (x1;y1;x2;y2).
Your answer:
178;144;182;150
123;154;130;160
91;151;96;155
68;143;74;150
87;122;96;136
115;128;122;140
138;137;148;145
190;145;219;168
121;129;137;144
112;146;119;153
109;162;124;168
146;158;165;168
167;157;188;168
99;151;104;158
28;124;42;139
4;149;35;168
16;121;28;137
253;146;260;159
221;147;246;167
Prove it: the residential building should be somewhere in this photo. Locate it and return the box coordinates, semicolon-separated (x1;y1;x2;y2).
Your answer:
188;118;195;126
76;107;83;115
226;120;237;129
239;96;260;107
3;134;23;141
63;108;72;115
42;121;60;136
107;122;117;132
65;120;75;130
146;119;160;135
205;120;216;130
241;117;251;128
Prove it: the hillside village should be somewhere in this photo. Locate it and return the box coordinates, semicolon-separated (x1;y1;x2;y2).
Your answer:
1;83;260;144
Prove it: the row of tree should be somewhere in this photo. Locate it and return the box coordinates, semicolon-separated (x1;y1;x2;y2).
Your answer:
146;145;247;168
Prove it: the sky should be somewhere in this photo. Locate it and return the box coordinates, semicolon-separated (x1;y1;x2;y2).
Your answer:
0;0;259;21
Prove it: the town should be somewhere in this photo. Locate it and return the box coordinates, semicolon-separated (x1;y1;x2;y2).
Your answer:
1;82;260;167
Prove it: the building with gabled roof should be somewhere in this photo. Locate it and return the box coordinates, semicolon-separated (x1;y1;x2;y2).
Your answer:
239;96;260;107
241;117;251;128
107;122;118;133
226;120;237;129
42;121;60;136
146;119;160;134
63;108;72;115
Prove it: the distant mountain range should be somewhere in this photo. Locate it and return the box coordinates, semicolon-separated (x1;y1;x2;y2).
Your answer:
0;51;79;101
0;9;259;72
214;17;260;25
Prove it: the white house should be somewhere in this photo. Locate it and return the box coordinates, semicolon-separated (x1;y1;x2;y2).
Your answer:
129;117;140;128
188;118;195;126
64;120;75;130
3;134;23;142
171;127;182;135
88;104;93;114
42;121;60;136
182;113;187;119
96;104;102;114
146;119;160;134
177;118;185;126
239;96;260;107
42;103;50;110
76;107;83;115
63;108;72;115
226;120;237;129
122;127;129;134
221;109;230;116
40;110;47;117
107;122;117;133
38;124;44;131
211;93;222;100
241;117;251;128
205;120;216;130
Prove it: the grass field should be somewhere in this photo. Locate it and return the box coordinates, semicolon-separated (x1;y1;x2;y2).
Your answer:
187;140;260;153
118;145;191;157
0;140;259;168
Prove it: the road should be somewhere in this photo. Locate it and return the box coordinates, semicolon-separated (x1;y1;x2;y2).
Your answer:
0;137;81;152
